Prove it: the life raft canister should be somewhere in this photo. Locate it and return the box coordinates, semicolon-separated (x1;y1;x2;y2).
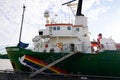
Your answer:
57;43;63;51
56;43;63;48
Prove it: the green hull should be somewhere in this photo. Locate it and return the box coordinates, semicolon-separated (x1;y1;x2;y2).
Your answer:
6;46;120;77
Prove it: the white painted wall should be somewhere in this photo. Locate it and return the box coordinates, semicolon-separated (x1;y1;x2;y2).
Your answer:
0;59;13;70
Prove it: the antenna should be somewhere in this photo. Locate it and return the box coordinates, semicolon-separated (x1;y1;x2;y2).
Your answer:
62;0;77;16
62;0;83;16
62;0;76;5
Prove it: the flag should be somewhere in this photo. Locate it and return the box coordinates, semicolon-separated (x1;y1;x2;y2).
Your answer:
17;41;29;48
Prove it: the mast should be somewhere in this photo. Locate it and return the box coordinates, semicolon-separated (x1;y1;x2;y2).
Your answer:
19;5;26;43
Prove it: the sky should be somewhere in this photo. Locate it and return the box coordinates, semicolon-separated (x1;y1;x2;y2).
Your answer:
0;0;120;51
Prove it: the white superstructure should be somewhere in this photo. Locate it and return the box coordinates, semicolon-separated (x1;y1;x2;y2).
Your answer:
32;0;117;54
32;14;91;53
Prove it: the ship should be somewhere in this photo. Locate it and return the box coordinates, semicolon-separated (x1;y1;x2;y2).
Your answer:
5;0;120;77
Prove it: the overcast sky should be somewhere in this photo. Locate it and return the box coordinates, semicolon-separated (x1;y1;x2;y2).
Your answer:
0;0;120;49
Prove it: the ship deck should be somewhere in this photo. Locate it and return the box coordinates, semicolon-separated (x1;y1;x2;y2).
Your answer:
0;70;120;80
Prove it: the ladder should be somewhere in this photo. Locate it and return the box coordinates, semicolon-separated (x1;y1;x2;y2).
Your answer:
30;52;77;77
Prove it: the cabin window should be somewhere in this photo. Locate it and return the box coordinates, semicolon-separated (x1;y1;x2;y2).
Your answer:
57;27;60;30
67;26;71;30
76;28;79;31
49;27;52;31
49;27;52;30
39;31;43;35
53;27;56;30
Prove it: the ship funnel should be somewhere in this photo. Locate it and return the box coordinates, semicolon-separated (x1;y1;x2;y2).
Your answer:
76;0;84;16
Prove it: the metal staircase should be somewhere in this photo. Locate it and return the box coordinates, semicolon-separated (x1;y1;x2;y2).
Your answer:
30;51;77;77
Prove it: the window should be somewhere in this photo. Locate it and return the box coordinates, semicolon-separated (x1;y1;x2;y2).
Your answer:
57;27;60;30
39;31;43;35
67;26;71;30
53;27;56;30
49;27;52;33
76;28;79;31
53;26;60;31
49;27;52;30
